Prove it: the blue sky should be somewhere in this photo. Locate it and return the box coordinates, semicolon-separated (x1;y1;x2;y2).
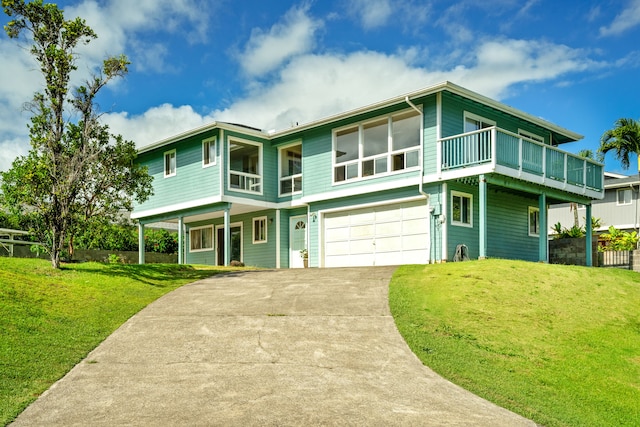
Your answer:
1;0;639;173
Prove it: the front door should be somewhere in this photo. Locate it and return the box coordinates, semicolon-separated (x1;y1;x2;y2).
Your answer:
216;225;242;266
289;216;307;268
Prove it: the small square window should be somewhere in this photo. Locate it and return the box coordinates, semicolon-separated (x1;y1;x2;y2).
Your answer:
617;188;632;205
528;207;540;236
164;150;176;177
451;191;472;227
253;216;267;244
203;138;216;167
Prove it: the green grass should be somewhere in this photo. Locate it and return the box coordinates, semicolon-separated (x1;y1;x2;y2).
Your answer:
0;258;239;426
389;260;640;426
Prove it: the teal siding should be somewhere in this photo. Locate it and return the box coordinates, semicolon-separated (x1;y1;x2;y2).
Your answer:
421;95;438;174
486;189;539;261
135;129;221;213
447;182;480;260
440;91;550;144
301;127;333;197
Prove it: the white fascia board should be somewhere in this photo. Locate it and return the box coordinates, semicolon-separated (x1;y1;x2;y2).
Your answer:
131;195;223;219
221;195;280;210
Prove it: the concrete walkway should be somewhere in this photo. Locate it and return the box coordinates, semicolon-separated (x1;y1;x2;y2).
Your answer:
13;267;535;426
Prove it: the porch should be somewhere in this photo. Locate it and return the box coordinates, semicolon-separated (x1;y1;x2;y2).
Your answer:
437;127;604;199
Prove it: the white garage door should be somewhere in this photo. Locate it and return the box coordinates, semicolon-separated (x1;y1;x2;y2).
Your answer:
323;200;429;267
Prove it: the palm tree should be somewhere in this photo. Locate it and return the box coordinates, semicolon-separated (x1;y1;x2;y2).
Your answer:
598;118;640;171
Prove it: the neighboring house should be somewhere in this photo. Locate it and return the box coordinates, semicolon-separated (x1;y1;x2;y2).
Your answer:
549;172;639;236
131;81;604;268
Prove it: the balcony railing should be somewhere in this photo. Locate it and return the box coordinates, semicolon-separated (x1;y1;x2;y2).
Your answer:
438;127;604;193
230;171;261;193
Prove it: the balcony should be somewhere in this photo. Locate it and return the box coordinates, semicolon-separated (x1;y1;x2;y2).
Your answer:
437;127;604;198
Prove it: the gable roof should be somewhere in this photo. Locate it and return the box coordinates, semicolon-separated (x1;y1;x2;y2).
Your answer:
138;81;583;153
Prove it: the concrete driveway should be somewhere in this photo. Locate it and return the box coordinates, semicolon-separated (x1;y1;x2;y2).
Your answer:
12;267;534;426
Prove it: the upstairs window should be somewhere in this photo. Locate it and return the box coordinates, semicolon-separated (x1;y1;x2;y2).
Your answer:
279;143;302;195
451;191;472;227
464;112;495;132
333;108;421;183
203;137;216;167
164;149;176;177
617;188;632;205
229;138;262;194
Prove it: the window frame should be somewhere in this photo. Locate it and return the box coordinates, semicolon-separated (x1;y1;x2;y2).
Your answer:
202;137;217;167
164;149;176;178
617;188;632;206
227;137;263;195
451;191;473;228
463;111;495;132
278;141;303;196
189;225;214;253
528;206;540;237
252;216;268;244
332;107;422;185
518;128;545;144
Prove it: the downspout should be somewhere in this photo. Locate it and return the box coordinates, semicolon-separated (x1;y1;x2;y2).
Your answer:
406;96;432;263
405;96;428;199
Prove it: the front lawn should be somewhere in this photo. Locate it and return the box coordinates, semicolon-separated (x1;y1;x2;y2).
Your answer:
389;260;640;426
0;258;233;426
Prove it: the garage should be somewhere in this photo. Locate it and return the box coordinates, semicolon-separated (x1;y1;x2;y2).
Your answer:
323;200;430;267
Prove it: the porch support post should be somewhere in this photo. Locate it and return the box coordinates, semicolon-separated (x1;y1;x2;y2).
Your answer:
178;216;184;265
539;193;548;262
479;174;487;259
138;222;145;265
275;209;281;269
224;206;231;266
586;204;593;267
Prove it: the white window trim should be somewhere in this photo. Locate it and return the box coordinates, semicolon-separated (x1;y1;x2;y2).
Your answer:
202;137;217;168
617;188;632;206
227;137;263;195
528;206;540;237
278;141;303;196
463;111;496;130
252;216;268;244
189;225;214;253
164;149;176;178
331;107;422;185
451;191;473;228
518;128;544;144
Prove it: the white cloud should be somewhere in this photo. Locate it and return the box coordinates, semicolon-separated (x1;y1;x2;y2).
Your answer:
102;104;213;148
238;4;323;77
347;0;393;29
600;0;640;36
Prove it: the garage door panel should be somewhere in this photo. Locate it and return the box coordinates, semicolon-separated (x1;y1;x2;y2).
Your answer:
324;200;429;267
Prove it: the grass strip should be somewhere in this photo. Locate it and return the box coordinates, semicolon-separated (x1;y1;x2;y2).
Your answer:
0;258;237;426
389;260;640;426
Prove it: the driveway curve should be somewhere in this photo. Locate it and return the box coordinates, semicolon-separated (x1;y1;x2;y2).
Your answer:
13;267;534;426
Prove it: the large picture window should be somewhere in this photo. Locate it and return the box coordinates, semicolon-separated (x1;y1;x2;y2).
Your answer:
451;191;472;227
190;226;213;252
164;149;176;177
333;108;421;183
229;138;262;193
279;143;302;195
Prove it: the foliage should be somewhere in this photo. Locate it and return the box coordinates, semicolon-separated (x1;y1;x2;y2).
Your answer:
73;221;178;254
0;0;153;268
0;258;232;425
551;217;601;239
389;260;640;426
599;226;639;251
598;117;640;170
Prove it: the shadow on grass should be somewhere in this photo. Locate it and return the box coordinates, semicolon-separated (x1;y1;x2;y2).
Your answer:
61;263;223;287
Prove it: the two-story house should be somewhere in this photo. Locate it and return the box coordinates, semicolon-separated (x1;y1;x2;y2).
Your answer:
131;81;604;268
549;172;639;237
